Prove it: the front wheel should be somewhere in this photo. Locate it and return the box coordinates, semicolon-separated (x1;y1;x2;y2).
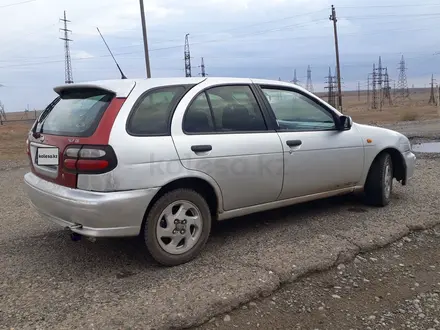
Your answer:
144;189;212;266
364;152;393;206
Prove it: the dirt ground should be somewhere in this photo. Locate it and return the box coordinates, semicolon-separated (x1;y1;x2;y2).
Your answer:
194;227;440;330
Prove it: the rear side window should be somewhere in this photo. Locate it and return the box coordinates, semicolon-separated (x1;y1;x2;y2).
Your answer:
183;85;267;133
127;85;188;136
36;88;114;137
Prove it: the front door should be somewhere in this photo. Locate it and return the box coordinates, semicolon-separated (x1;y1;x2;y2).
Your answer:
257;85;365;200
172;82;284;211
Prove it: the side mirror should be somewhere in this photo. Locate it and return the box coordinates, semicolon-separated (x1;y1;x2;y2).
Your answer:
339;115;353;130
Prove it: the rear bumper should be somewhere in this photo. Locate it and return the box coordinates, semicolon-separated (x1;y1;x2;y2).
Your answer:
24;172;160;237
402;150;416;185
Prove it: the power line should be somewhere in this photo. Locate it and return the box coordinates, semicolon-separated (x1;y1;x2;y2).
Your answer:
339;2;440;9
0;0;35;9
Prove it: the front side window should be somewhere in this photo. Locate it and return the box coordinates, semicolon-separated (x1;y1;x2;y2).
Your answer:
261;87;336;131
128;86;188;135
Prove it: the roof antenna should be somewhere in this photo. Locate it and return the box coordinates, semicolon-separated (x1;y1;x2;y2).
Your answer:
96;27;127;79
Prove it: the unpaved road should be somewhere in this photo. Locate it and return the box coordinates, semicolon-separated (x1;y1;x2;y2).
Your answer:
1;120;440;329
195;227;440;330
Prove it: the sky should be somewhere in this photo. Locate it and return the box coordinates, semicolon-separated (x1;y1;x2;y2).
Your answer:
0;0;440;111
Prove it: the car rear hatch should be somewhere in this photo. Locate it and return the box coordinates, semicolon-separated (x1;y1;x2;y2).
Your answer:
27;81;135;188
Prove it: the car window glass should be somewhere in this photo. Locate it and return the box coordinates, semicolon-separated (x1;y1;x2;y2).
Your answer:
183;93;215;133
206;85;267;132
128;86;186;135
36;89;114;137
261;88;336;131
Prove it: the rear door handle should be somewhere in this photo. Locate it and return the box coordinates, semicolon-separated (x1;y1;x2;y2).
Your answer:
191;145;212;152
286;140;302;147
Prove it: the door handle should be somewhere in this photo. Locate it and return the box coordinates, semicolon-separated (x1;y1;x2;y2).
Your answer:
191;145;212;152
286;140;302;147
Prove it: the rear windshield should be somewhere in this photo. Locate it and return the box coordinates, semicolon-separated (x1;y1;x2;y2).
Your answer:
36;88;115;137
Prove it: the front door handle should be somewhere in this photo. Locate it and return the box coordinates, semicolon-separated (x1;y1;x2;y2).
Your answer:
286;140;302;147
191;145;212;152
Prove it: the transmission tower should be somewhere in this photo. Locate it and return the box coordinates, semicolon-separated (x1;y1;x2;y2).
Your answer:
60;10;73;84
199;57;207;77
306;65;314;93
382;68;392;106
429;74;437;105
184;34;192;77
370;63;378;110
324;67;337;107
396;55;410;101
292;68;300;85
367;76;370;107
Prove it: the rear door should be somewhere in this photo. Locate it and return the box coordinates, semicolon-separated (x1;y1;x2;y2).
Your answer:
171;80;284;211
27;86;130;188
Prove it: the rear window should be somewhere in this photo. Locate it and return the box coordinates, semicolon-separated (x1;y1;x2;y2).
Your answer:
36;88;115;137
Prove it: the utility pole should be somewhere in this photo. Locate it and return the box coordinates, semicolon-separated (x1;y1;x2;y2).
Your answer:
357;81;361;101
429;74;437;105
306;65;314;93
329;5;343;111
184;34;192;77
59;10;73;84
139;0;151;78
437;84;440;116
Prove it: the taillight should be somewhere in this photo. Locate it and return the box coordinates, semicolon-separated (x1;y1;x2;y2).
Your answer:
63;145;117;174
26;138;30;155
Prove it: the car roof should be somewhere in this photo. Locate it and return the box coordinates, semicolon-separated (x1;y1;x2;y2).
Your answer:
53;76;313;101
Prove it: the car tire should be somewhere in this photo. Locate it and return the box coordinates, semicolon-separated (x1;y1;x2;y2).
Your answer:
364;152;393;207
144;189;212;266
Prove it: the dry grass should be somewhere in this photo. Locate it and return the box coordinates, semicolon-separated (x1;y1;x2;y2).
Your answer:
1;90;439;162
0;121;31;161
319;88;439;124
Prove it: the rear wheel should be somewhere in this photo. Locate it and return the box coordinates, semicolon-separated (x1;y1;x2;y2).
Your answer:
144;189;211;266
364;152;393;206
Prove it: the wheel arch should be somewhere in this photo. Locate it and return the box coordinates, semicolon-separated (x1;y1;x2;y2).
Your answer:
140;176;221;235
368;147;406;184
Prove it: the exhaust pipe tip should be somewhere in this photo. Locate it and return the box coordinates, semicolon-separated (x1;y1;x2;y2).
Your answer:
70;232;82;242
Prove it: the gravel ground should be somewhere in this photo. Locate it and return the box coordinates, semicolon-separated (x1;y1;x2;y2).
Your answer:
194;227;440;330
1;120;440;329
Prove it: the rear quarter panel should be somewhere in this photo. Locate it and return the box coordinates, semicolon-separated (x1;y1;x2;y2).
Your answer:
77;80;224;207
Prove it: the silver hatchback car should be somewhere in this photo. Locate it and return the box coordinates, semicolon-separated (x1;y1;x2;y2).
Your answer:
24;77;416;266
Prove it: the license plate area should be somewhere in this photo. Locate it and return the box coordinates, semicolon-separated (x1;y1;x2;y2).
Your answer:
36;147;59;166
